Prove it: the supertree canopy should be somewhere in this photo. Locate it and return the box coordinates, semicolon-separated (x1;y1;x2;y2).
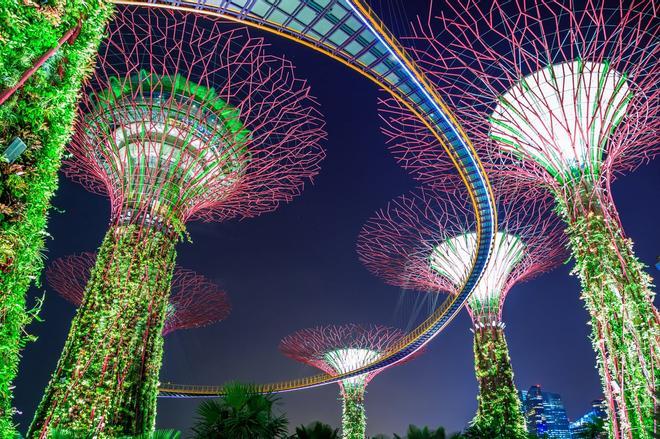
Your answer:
357;186;565;438
377;1;658;436
46;253;230;335
280;324;405;439
29;6;325;437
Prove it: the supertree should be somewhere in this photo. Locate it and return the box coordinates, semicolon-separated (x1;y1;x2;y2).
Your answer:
46;253;231;335
357;186;566;438
377;1;659;436
29;6;325;437
0;2;113;435
280;324;406;439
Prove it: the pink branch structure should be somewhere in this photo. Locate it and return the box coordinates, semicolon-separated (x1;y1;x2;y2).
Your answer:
164;268;230;335
357;185;566;326
379;0;658;193
376;1;658;437
280;324;406;389
280;324;410;438
46;253;230;336
65;6;326;231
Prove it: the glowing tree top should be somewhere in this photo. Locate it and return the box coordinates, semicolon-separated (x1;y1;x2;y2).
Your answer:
46;253;230;335
357;187;566;325
280;324;405;392
378;0;658;192
66;6;325;234
281;324;410;438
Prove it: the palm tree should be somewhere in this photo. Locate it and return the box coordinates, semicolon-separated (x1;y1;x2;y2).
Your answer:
393;425;462;439
292;421;339;438
191;382;288;439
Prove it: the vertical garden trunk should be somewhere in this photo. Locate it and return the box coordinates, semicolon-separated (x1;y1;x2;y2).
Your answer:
29;224;177;437
559;184;658;438
0;3;113;435
471;324;527;438
341;384;367;439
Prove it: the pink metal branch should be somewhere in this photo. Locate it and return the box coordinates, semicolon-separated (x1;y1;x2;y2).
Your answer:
0;21;82;106
45;252;94;306
357;184;567;320
65;6;326;229
378;0;658;191
164;268;231;335
46;253;230;335
280;324;407;390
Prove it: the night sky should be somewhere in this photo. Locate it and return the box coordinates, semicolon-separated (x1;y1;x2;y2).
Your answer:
13;1;660;437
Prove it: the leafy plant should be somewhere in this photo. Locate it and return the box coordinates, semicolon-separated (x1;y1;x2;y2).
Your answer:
191;382;288;439
393;425;463;439
559;196;657;437
46;428;182;438
292;421;339;439
573;418;606;439
469;326;527;438
30;225;177;435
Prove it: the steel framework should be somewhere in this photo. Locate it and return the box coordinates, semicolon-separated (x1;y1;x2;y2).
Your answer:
357;187;565;321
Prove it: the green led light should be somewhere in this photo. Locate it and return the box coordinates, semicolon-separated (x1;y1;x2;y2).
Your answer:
29;225;177;436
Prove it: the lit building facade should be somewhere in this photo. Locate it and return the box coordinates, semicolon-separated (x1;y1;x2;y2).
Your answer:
520;385;571;439
570;399;608;438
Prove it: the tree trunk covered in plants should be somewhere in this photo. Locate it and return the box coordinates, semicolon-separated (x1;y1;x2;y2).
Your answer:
29;224;177;438
557;186;659;439
0;1;113;435
471;324;527;438
341;384;366;439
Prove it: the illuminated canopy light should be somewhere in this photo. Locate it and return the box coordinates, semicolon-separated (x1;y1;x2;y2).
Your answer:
85;71;249;228
279;324;406;388
324;348;380;387
430;232;525;317
490;61;631;181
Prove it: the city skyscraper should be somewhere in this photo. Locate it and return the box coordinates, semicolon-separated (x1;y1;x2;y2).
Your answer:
520;385;571;439
570;399;608;438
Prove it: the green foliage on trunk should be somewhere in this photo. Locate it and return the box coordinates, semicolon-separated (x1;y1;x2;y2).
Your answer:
0;1;113;435
47;428;181;438
29;225;176;437
559;192;658;439
470;326;527;439
341;385;367;439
